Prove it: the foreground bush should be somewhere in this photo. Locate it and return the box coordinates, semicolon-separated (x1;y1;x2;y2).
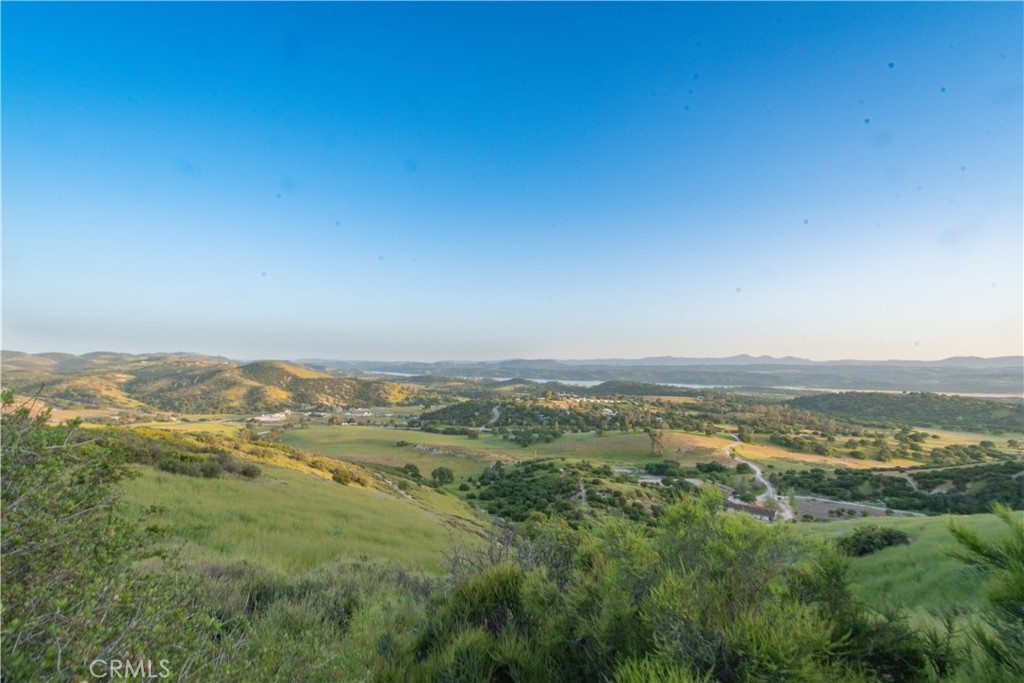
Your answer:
0;393;243;681
948;504;1024;680
385;488;950;683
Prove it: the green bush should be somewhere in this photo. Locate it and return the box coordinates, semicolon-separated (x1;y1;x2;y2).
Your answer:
0;393;242;681
200;459;224;478
836;525;912;556
239;463;262;478
948;504;1024;680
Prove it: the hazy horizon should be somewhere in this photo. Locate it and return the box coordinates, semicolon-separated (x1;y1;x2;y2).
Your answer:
3;3;1022;362
3;346;1022;367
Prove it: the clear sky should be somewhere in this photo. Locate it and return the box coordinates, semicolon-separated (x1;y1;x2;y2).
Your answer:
3;2;1022;362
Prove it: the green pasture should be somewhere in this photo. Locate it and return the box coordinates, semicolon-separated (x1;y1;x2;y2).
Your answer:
120;464;482;574
798;513;1006;621
283;426;738;481
283;426;506;480
730;449;817;473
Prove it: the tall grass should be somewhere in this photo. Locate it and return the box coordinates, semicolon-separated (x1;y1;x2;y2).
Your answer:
799;513;1002;618
121;464;481;573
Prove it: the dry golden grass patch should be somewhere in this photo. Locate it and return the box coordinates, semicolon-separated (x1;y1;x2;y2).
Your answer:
645;395;699;404
733;441;920;469
923;428;1022;448
49;407;122;422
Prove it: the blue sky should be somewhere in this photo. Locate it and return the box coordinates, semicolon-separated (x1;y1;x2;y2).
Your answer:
3;2;1022;361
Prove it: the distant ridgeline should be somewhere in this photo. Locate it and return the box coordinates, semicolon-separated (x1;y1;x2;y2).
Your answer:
791;392;1024;434
311;355;1024;394
0;352;427;413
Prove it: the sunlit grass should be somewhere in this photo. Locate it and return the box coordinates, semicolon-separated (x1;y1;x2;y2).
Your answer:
799;513;1003;620
121;464;482;573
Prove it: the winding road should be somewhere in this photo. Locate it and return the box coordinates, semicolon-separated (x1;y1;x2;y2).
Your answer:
724;435;795;521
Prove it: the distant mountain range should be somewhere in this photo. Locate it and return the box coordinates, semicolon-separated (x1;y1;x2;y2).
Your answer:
445;355;1022;368
3;351;1022;401
300;355;1023;394
300;354;1023;369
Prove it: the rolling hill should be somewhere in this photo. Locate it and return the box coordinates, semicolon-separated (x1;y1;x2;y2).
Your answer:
1;353;420;414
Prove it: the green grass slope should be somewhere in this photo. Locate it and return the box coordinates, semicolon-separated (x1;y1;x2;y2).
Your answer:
122;462;484;574
799;513;1004;619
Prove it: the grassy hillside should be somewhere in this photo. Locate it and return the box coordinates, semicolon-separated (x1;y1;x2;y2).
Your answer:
283;425;509;480
237;360;333;382
2;352;423;414
799;513;1004;619
71;423;490;573
8;394;1019;682
122;463;483;573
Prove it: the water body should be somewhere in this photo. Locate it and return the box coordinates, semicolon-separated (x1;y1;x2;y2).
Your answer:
364;372;1019;398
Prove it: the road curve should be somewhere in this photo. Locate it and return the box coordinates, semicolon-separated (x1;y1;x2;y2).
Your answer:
724;435;795;521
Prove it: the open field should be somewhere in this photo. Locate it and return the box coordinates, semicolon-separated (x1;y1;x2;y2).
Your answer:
734;440;921;469
283;426;748;480
798;513;1005;620
131;419;246;436
120;463;484;574
283;425;507;480
923;427;1024;449
794;497;923;520
281;425;869;482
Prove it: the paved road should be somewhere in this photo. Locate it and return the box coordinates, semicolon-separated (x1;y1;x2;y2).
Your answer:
476;406;502;431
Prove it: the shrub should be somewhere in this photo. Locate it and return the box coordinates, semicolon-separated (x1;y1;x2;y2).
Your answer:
948;504;1024;680
0;392;241;680
836;525;912;556
431;467;455;486
157;456;202;477
200;459;224;478
239;463;262;479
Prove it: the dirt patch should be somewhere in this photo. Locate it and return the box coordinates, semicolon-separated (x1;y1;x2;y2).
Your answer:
795;497;919;521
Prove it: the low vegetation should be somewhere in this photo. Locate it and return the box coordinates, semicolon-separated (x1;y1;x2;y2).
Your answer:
773;462;1024;514
792;391;1024;434
836;525;912;556
4;357;1023;681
